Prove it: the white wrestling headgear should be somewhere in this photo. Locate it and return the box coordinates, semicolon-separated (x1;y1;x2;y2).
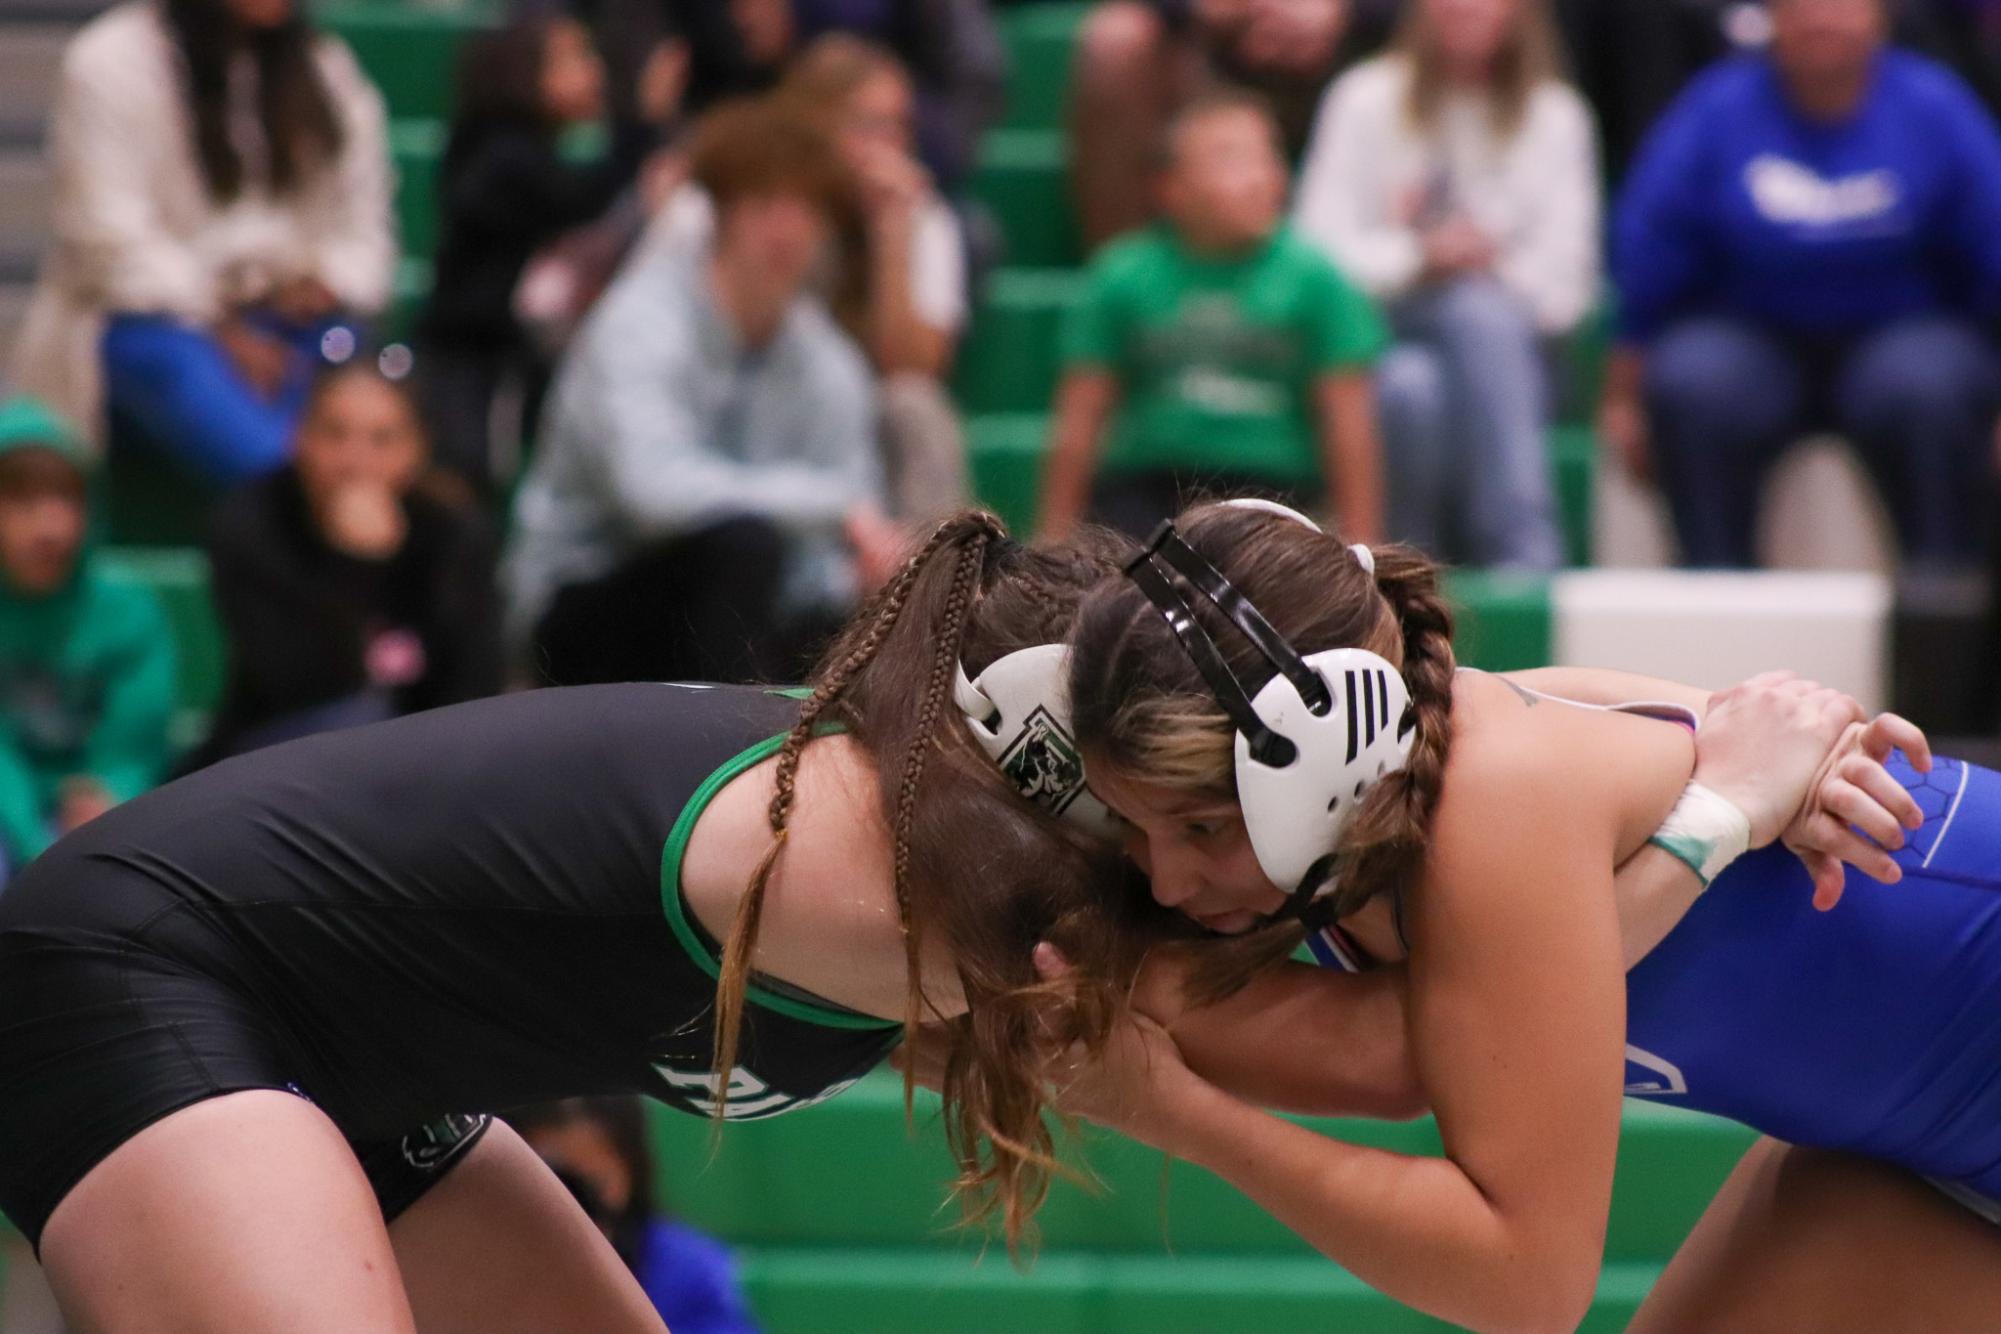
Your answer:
1122;499;1415;917
953;643;1118;837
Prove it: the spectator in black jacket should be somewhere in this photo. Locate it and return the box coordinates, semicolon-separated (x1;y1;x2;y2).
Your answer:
201;363;501;761
416;9;678;491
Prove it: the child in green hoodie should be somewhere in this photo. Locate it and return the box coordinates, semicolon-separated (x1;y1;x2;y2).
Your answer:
0;397;174;876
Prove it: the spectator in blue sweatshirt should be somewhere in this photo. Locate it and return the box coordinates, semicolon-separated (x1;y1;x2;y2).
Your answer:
1601;0;2001;569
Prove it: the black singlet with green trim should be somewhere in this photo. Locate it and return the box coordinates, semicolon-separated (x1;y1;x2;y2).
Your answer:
0;684;901;1135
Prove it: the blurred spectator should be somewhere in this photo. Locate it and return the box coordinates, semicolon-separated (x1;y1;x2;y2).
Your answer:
0;398;174;880
1068;0;1403;247
653;36;970;521
508;1098;760;1334
790;0;1006;192
504;99;899;688
1037;91;1389;543
417;11;682;494
1295;0;1595;570
1603;0;2001;569
591;0;1003;192
198;364;501;763
9;0;395;484
1556;0;2001;181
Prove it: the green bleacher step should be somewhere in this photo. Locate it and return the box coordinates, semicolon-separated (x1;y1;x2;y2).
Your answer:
389;119;446;264
966;410;1592;592
101;547;225;741
1551;422;1597;567
995;3;1088;134
953;269;1084;415
320;1;498;124
1448;568;1555;670
967;411;1045;534
973;129;1079;269
648;1071;1752;1263
103;441;210;548
386;255;433;343
736;1246;1665;1333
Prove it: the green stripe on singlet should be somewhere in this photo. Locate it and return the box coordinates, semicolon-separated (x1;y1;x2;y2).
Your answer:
659;731;902;1032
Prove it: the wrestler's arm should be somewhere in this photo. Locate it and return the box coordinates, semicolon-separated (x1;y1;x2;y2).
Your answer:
1161;674;1931;1119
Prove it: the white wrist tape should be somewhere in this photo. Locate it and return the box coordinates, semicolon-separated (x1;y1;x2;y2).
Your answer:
1647;782;1752;889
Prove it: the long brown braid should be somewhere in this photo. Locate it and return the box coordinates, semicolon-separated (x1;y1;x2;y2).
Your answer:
706;510;1161;1254
708;512;1006;1118
891;529;992;1111
1320;544;1457;922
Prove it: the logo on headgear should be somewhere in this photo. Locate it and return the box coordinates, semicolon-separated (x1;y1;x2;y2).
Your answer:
999;706;1090;817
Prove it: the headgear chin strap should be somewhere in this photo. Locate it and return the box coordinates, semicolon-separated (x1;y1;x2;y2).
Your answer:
1125;504;1416;923
952;643;1118;838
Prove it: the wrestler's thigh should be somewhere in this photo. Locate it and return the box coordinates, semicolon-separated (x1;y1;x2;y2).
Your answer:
1630;1136;2001;1334
389;1118;666;1334
39;1089;415;1334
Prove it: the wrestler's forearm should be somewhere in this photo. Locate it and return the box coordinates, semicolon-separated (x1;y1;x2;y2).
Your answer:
1613;842;1707;969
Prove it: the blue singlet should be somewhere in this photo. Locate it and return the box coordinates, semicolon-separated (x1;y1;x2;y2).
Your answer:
1308;749;2001;1212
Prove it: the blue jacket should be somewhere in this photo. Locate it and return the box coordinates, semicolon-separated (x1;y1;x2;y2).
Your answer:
1613;50;2001;342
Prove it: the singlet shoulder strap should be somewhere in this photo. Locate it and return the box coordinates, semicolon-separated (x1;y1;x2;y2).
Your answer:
658;722;902;1034
1462;668;1702;733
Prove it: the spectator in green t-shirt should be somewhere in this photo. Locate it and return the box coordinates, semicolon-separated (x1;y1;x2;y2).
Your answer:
1037;90;1392;543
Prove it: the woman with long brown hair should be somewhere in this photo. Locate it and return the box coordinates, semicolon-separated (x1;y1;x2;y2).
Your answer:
1294;0;1596;569
11;0;394;482
0;513;1149;1331
1036;499;2001;1330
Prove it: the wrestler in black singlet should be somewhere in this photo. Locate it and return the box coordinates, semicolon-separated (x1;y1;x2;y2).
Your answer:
0;684;901;1250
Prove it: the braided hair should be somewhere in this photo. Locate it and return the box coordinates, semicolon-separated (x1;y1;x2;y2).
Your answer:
709;513;1004;1103
704;511;1161;1252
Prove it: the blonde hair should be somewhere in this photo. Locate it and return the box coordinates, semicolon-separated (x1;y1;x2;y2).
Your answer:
778;32;909;113
1395;0;1565;138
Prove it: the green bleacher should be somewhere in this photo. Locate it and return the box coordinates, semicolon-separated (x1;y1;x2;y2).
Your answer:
645;1069;1754;1333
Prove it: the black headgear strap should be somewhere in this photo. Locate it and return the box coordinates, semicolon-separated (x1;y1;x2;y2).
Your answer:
1123;521;1345;926
1122;521;1332;767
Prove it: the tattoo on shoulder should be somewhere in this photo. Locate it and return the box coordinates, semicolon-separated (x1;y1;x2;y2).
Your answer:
1498;678;1540;708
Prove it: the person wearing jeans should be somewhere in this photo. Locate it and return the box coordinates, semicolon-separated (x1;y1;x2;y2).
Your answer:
1373;277;1566;568
1293;0;1598;570
1642;316;1997;568
1603;0;2001;569
10;0;393;472
101;312;365;485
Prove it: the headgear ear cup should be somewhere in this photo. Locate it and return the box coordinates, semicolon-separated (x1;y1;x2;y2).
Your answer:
1235;648;1415;896
953;644;1118;837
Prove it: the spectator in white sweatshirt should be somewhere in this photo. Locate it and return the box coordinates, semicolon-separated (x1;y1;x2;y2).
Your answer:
1293;0;1599;570
11;0;394;485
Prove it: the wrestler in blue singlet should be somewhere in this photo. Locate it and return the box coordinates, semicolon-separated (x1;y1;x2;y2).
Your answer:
1623;750;2001;1215
1304;706;2001;1217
